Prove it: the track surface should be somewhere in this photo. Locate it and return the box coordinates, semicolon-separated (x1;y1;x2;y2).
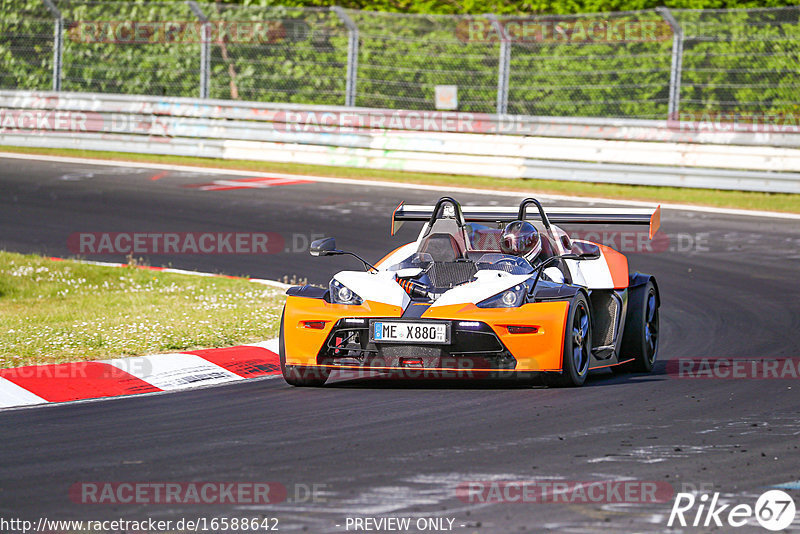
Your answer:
1;157;799;532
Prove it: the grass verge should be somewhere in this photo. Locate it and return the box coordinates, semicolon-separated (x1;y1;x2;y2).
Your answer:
2;146;799;214
0;251;285;368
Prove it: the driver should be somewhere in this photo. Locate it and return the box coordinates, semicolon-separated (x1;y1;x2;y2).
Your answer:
500;220;542;265
501;220;565;283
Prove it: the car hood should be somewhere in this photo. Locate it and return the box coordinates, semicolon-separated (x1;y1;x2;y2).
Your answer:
332;269;530;311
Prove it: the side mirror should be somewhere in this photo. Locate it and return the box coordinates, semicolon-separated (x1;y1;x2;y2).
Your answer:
310;237;337;257
570;242;601;260
309;239;378;272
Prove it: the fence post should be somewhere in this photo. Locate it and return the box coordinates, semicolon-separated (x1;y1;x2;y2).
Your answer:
187;1;210;99
332;6;358;107
488;14;510;116
41;0;62;92
657;7;683;120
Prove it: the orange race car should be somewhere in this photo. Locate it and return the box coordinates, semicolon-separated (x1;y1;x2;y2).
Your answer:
279;197;661;387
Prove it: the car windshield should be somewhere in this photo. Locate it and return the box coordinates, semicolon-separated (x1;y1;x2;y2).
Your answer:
386;252;434;271
474;253;534;275
466;223;504;253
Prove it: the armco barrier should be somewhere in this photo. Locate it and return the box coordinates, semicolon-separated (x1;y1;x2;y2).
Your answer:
1;90;799;194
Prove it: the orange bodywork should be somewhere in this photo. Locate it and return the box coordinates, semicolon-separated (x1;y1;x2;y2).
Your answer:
283;296;570;372
421;302;569;371
598;244;630;289
283;296;404;367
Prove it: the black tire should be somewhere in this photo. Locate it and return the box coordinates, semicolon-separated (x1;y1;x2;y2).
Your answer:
279;307;330;387
617;280;659;373
547;293;591;387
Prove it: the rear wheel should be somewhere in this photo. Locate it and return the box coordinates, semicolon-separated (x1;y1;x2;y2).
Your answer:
617;281;659;373
548;293;591;387
279;308;330;387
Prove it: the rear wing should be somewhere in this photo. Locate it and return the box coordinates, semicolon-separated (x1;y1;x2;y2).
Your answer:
392;201;661;240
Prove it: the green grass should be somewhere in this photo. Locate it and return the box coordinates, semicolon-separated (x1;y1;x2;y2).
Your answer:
0;252;286;368
2;146;799;214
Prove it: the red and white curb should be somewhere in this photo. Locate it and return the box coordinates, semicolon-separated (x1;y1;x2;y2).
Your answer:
1;258;290;410
0;339;282;410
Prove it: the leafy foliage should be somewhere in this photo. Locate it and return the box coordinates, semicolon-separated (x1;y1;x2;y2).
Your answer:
227;0;800;17
1;0;799;118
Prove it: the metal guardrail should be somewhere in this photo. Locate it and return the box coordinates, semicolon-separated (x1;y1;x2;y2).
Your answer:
4;91;800;148
1;91;799;194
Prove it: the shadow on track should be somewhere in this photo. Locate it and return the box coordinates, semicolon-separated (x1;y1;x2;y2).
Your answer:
319;368;667;390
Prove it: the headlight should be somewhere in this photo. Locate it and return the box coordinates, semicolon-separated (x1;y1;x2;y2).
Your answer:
477;284;526;308
329;279;363;305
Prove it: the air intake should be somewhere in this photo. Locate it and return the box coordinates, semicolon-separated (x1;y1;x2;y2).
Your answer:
428;261;477;288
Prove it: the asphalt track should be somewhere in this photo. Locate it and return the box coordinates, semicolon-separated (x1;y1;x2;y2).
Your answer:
1;156;799;533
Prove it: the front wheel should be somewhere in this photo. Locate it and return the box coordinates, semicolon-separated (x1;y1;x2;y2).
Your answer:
548;293;591;387
279;308;330;387
618;280;659;373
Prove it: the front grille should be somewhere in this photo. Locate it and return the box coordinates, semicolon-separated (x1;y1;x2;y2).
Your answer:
318;318;515;370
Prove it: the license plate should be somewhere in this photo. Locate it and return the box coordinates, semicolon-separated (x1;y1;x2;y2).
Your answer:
370;321;450;344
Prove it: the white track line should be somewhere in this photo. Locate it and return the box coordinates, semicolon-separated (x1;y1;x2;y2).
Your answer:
63;258;293;290
2;151;798;220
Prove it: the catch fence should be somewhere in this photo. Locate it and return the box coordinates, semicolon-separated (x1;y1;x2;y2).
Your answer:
2;1;799;119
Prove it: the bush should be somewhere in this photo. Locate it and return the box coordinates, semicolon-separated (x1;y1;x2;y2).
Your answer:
1;0;799;118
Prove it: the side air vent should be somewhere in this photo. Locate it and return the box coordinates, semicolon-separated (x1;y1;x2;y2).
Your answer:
591;290;621;347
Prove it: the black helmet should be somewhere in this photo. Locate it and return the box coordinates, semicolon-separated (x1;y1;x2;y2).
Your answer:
501;220;542;260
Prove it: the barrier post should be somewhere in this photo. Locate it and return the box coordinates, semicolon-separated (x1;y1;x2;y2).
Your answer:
187;1;211;99
657;7;684;120
332;6;359;107
41;0;62;92
487;14;510;116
